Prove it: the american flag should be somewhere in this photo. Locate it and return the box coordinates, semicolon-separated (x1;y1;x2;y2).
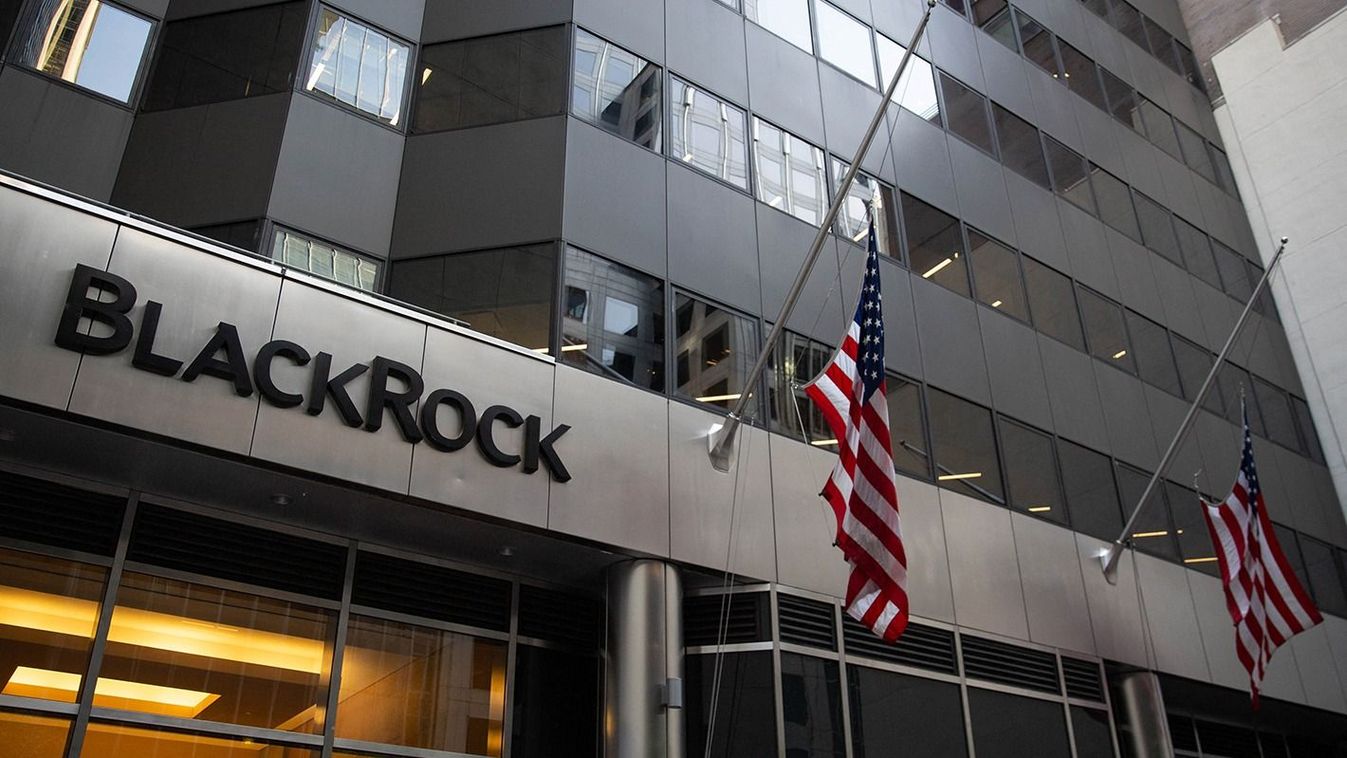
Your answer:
804;220;908;642
1200;401;1322;707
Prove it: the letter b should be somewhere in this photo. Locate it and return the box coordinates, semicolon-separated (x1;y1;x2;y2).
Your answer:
54;264;137;355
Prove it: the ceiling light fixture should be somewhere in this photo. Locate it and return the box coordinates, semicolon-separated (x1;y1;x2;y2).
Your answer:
937;472;982;481
1112;349;1128;359
922;258;953;278
695;393;742;403
1028;506;1052;513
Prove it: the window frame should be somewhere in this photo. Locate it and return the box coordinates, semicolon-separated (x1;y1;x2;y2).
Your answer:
666;72;753;195
271;223;384;293
301;3;416;132
10;0;158;109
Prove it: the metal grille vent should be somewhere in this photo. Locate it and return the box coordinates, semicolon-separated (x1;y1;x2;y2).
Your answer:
518;584;603;649
127;504;347;598
683;592;769;646
1195;720;1261;758
960;635;1061;694
842;617;957;675
0;470;124;555
777;594;836;650
352;551;511;631
1061;657;1105;702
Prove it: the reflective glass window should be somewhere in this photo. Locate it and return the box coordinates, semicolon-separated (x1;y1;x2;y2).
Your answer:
1059;42;1107;111
1210;145;1238;194
1248;260;1277;320
1299;536;1347;617
980;5;1019;51
1254;378;1298;450
674;293;761;414
1142;16;1177;68
1177;41;1203;88
1070;707;1115;758
414;26;568;133
306;8;410;125
1292;396;1325;463
1132;191;1181;266
1168;480;1218;575
877;35;941;123
849;666;968;757
14;0;152;103
970;0;1008;27
1273;525;1313;602
1173;216;1220;286
1116;464;1178;560
98;572;332;731
1170;336;1223;415
686;653;778;758
968;228;1028;320
192;220;264;253
1175;121;1216;182
744;0;813;53
815;1;876;86
1000;418;1066;524
143;2;307;111
887;375;931;479
1126;311;1181;396
0;0;23;52
754;117;827;225
571;28;661;149
1091;165;1140;241
1022;256;1084;350
1108;0;1150;50
782;653;845;758
1081;0;1109;17
1138;98;1182;160
1044;136;1096;214
928;388;1004;504
941;0;968;17
0;712;69;758
1015;9;1060;77
969;688;1071;758
511;646;600;758
562;247;664;391
1212;241;1253;301
993;103;1050;189
274;229;379;292
902;193;969;296
833;159;900;257
669;77;749;190
1059;439;1122;541
1078;286;1136;373
940;72;996;155
336;616;507;755
1217;361;1259;431
83;723;319;758
770;331;834;446
1100;67;1143;132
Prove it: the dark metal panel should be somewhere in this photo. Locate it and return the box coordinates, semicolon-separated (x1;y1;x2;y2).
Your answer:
926;4;986;92
563;121;668;277
1113;120;1166;204
1143;384;1207;489
913;277;992;406
1074;98;1128;183
1150;255;1206;346
1025;64;1085;154
875;257;923;380
165;0;288;21
574;0;664;63
757;203;841;343
1039;333;1111;452
1094;362;1161;469
980;308;1054;432
422;0;573;42
949;138;1017;247
1058;200;1121;299
327;0;424;40
1154;152;1205;230
1190;278;1238;352
819;65;889;178
1006;171;1071;273
665;0;749;105
666;162;762;316
744;23;825;146
977;30;1035;119
891;112;958;216
1107;230;1166;323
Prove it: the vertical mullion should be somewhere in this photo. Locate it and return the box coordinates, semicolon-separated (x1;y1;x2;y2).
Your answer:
956;632;977;758
320;541;358;758
770;587;786;758
834;601;855;758
501;581;521;758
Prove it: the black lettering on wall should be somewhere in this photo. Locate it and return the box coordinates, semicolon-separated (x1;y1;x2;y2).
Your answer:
420;389;476;452
181;323;254;396
477;405;523;467
254;340;311;408
132;301;183;376
364;357;425;443
54;264;136;355
307;352;367;427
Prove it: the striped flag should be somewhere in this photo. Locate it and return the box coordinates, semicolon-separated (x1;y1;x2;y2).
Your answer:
804;219;908;642
1201;400;1322;707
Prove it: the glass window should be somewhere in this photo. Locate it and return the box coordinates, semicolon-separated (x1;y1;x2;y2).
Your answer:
1059;439;1122;541
770;331;834;446
1210;145;1238;194
1175;121;1216;182
98;572;332;731
686;652;778;758
849;666;968;758
562;247;664;391
928;388;1004;504
1170;335;1223;415
13;0;153;103
744;0;813;53
1015;9;1060;77
1108;0;1150;50
1022;256;1085;350
1273;525;1313;602
993;103;1050;189
815;1;876;86
1216;361;1259;431
1001;418;1066;524
1070;707;1115;758
674;293;761;414
1248;260;1277;320
980;4;1019;51
1138;99;1182;160
1077;286;1136;373
876;35;941;123
1300;536;1347;617
1059;42;1107;111
1173;216;1220;288
511;645;599;758
414;26;568;133
0;0;24;53
143;2;307;112
1168;480;1218;575
1126;311;1182;396
571;28;661;149
1142;17;1179;72
336;615;507;755
1090;165;1141;241
833;159;900;257
969;688;1071;758
1176;42;1202;88
968;228;1028;320
1044;137;1096;214
970;0;1008;27
754;117;827;225
1292;396;1325;463
306;8;410;125
1132;191;1181;266
0;712;69;758
192;220;264;253
781;653;845;758
1081;0;1109;17
940;72;996;155
83;723;319;758
902;193;969;296
1116;464;1178;560
1100;67;1143;132
888;375;931;479
669;77;750;190
273;229;379;292
388;244;556;353
941;0;968;17
1212;241;1253;301
1253;378;1297;450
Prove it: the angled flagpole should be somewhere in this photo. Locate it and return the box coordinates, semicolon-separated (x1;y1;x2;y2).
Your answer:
709;0;938;471
1100;236;1290;583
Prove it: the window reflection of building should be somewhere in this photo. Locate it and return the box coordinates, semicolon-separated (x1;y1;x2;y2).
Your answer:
16;0;152;103
674;294;758;412
562;247;664;391
305;8;409;125
832;159;900;256
770;331;834;448
670;77;749;190
571;29;661;150
753;118;826;225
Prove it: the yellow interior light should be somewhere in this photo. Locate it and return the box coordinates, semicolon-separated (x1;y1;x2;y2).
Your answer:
1112;350;1128;360
810;438;839;447
991;300;1003;308
4;667;219;718
696;393;742;403
560;343;588;352
1183;557;1219;564
938;472;982;481
1027;506;1052;513
922;258;953;279
1131;530;1169;539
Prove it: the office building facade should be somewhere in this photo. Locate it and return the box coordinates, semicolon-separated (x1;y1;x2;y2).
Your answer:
0;0;1345;756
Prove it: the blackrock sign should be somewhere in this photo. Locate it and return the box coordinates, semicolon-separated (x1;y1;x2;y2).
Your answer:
54;265;572;482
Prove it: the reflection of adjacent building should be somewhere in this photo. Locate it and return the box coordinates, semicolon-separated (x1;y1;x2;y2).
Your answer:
674;296;757;410
571;29;660;150
561;247;664;391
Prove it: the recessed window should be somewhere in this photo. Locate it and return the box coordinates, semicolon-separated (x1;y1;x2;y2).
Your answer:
744;0;813;53
967;229;1028;321
511;645;600;758
1100;66;1143;132
1072;708;1115;758
1299;535;1347;617
572;28;661;150
888;375;932;479
1253;377;1298;450
1090;165;1140;241
1292;396;1325;463
1209;145;1238;194
1125;311;1182;396
992;103;1050;189
833;159;900;256
1108;0;1150;50
1022;255;1084;350
1081;0;1109;18
939;72;996;156
1078;286;1136;373
1044;137;1096;215
1172;216;1219;287
849;666;969;758
274;228;379;292
1175;121;1216;182
1142;16;1178;70
1015;9;1060;77
306;8;410;125
771;331;834;445
1170;335;1223;415
1247;260;1277;320
414;26;568;133
562;247;664;392
1058;439;1122;541
1211;240;1253;301
753;118;827;225
1167;480;1218;575
979;4;1018;51
927;388;1004;504
191;219;264;253
1115;463;1178;560
1177;41;1202;88
815;1;876;86
970;0;1008;27
1132;191;1182;266
876;35;941;123
669;77;749;190
1058;42;1107;111
1000;418;1066;524
1274;525;1313;602
902;192;969;296
0;0;24;54
781;653;846;758
674;293;761;414
1138;98;1182;160
13;0;153;103
686;652;778;758
969;688;1071;758
1216;361;1259;431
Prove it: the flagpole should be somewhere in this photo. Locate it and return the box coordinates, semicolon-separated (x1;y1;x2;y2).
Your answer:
1100;236;1290;583
709;0;938;471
